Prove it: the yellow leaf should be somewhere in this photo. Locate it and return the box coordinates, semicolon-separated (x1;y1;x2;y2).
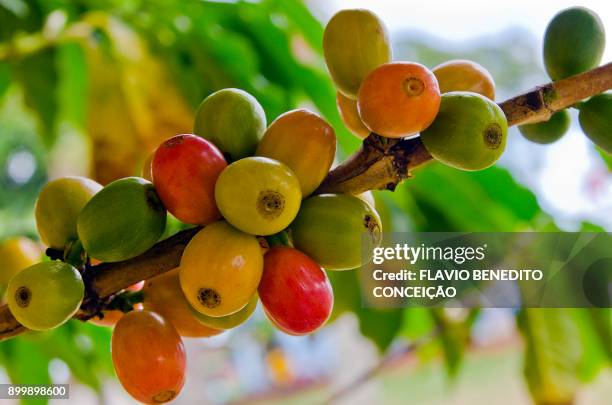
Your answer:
78;12;193;184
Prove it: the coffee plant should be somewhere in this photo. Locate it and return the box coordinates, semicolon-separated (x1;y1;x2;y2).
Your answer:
0;1;610;404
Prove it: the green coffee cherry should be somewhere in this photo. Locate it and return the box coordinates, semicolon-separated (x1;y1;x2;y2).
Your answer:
77;177;166;262
420;91;508;171
290;194;382;270
35;177;102;249
7;261;84;331
323;9;392;98
543;7;605;81
193;88;266;161
519;110;571;144
579;93;612;153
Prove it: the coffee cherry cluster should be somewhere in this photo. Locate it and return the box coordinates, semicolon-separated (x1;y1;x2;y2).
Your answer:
325;9;507;171
11;90;380;401
7;23;389;400
4;6;609;403
10;89;381;400
518;7;609;148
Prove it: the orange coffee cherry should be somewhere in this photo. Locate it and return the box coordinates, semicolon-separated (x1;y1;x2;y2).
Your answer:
256;109;336;196
143;269;223;338
432;59;496;100
112;310;186;403
357;62;441;138
336;92;370;139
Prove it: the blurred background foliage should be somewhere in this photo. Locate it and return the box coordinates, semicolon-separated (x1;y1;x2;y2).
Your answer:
0;0;610;404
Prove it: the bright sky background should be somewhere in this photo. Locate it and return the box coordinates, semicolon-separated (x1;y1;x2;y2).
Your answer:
311;0;612;230
314;0;612;60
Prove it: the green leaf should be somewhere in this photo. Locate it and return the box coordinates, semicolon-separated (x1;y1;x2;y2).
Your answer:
357;307;404;352
595;146;612;171
0;337;51;405
0;322;113;396
585;309;612;361
573;308;611;380
73;321;114;375
407;163;546;231
400;308;436;340
56;43;87;127
430;309;473;378
327;269;360;321
229;2;360;157
39;323;102;390
266;0;324;51
11;48;59;146
328;269;403;352
0;1;44;41
469;165;541;223
0;62;10;99
518;309;582;405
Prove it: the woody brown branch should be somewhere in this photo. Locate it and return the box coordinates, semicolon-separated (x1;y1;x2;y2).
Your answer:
0;63;610;341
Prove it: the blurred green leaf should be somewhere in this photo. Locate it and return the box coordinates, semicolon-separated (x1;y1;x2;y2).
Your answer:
266;0;324;52
327;270;360;321
11;48;58;146
0;336;51;405
586;309;612;361
518;309;581;405
575;308;612;380
0;0;44;41
56;43;87;127
40;322;103;390
469;166;541;223
328;269;403;352
430;310;468;378
71;321;114;375
0;321;113;396
230;1;359;157
357;307;404;352
596;146;612;171
0;62;10;98
580;221;606;232
400;308;436;340
406;163;545;231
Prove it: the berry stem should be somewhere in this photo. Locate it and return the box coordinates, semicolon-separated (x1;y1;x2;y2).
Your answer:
0;64;610;341
265;230;293;248
64;239;86;269
105;290;144;313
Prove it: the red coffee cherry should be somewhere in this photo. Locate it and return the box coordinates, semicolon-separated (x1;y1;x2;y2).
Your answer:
258;247;333;335
152;134;227;225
